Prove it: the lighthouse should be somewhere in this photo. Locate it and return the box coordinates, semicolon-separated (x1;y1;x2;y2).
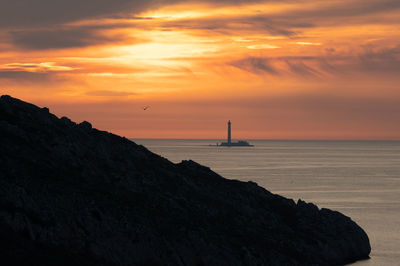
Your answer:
218;120;253;147
227;120;231;145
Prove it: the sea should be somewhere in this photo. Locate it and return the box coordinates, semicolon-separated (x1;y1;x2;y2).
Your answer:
132;139;400;266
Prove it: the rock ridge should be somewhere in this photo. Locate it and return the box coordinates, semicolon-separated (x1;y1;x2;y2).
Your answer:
0;95;370;265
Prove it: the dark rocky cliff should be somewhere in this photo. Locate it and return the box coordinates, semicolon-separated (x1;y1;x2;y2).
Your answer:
0;95;370;265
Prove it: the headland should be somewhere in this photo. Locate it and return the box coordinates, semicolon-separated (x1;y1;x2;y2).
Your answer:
0;95;370;265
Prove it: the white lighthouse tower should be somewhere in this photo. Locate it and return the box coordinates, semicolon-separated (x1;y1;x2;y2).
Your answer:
227;120;231;145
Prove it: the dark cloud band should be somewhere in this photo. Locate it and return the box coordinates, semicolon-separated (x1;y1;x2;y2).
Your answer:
9;27;127;50
0;0;268;27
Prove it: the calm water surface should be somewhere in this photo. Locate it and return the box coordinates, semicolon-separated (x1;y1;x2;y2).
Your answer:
133;139;400;266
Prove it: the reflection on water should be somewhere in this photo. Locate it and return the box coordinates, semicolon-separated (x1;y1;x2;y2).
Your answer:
133;139;400;266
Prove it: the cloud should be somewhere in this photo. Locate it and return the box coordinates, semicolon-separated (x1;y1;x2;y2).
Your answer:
247;44;280;49
230;56;323;77
156;0;400;37
0;0;398;36
285;60;321;77
358;45;400;73
0;70;62;86
86;90;138;97
277;0;400;22
0;0;146;27
0;0;269;28
229;44;400;77
9;26;130;50
160;16;302;37
0;62;76;72
295;42;322;46
2;0;398;51
0;63;75;85
230;57;278;75
0;70;49;79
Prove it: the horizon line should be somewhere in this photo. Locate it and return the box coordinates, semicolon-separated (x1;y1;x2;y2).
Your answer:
128;138;400;142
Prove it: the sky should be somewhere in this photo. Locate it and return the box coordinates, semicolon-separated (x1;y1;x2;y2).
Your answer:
1;0;399;139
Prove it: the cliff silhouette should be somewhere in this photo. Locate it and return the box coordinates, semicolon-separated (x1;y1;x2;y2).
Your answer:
0;95;370;265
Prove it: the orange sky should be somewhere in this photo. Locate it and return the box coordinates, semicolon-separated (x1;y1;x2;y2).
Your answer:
1;0;400;139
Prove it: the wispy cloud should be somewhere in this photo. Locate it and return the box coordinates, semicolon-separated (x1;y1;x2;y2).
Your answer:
358;45;400;72
86;90;138;97
295;42;322;46
247;44;280;49
0;62;77;72
0;62;76;86
0;0;270;27
230;57;278;75
285;60;321;77
9;26;134;50
229;43;400;77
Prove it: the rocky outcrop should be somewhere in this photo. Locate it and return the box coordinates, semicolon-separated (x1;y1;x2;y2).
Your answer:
0;95;370;265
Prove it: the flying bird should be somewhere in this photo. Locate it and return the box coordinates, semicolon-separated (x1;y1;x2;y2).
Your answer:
143;106;150;110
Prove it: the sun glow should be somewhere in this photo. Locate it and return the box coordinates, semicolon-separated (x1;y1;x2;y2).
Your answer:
121;42;217;60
